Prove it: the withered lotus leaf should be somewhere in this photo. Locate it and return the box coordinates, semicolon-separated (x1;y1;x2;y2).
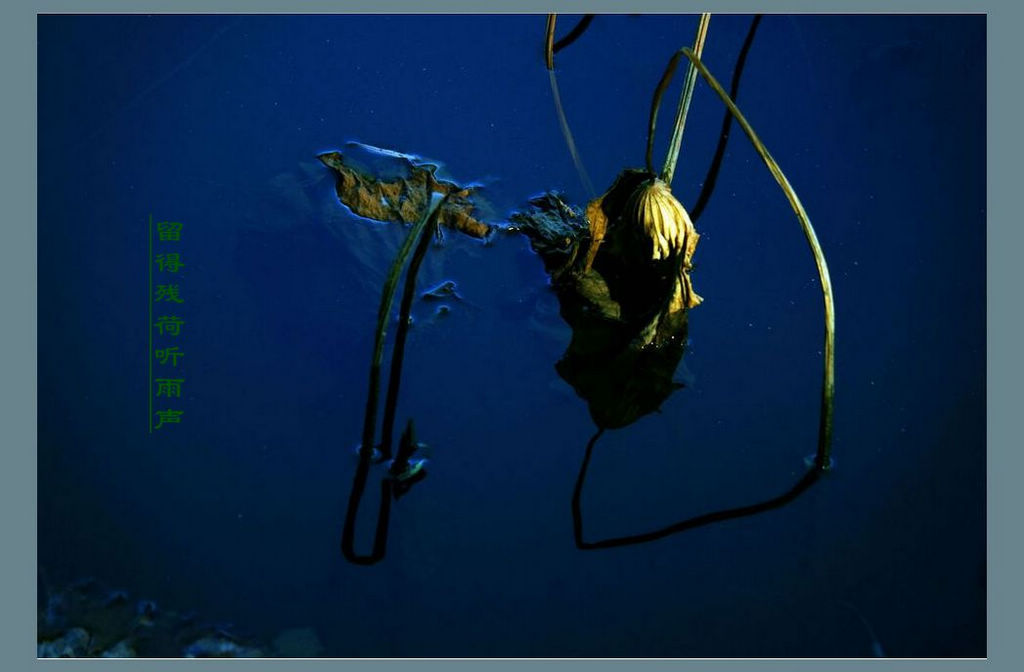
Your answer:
319;143;491;239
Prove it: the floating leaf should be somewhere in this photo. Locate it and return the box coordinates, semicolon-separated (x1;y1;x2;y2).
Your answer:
319;142;492;239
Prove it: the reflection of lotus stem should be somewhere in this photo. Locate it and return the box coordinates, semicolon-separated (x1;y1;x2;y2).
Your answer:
358;191;445;462
676;47;835;470
344;191;446;565
379;194;448;457
662;13;711;186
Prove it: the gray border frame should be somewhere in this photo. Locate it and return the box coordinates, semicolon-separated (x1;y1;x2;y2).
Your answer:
8;1;1017;670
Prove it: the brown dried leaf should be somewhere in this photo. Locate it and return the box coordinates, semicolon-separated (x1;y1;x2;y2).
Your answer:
318;150;491;239
582;196;607;273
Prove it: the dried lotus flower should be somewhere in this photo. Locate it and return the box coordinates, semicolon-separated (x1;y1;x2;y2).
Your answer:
627;178;695;261
627;177;702;310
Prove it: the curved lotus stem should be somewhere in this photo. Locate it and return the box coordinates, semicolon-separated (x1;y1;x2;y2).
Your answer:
554;15;595;54
545;14;598;68
379;193;450;456
677;47;835;471
358;191;445;463
573;428;825;549
343;191;446;565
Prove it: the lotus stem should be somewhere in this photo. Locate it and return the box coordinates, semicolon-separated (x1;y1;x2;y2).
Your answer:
344;191;446;565
662;13;712;186
676;47;835;471
645;16;710;177
545;14;556;70
379;194;449;456
359;190;445;462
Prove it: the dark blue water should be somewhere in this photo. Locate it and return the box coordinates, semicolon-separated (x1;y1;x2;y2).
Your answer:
38;14;985;657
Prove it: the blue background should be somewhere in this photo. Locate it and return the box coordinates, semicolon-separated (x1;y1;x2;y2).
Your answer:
38;14;985;657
